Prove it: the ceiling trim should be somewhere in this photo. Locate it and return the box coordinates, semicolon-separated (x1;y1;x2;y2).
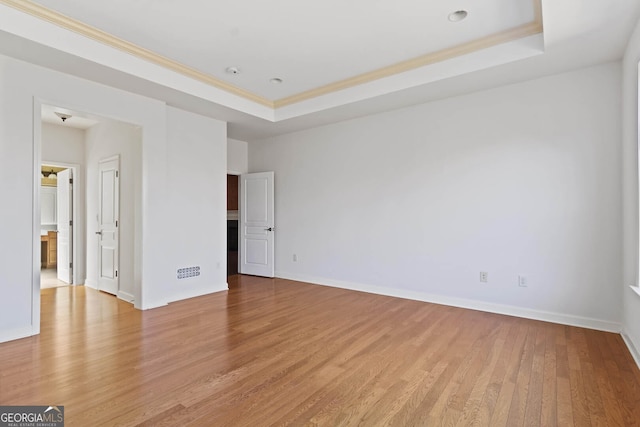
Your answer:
273;19;543;108
1;0;543;111
0;0;274;108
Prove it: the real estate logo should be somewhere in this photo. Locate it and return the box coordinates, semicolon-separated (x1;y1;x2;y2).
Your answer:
0;406;64;427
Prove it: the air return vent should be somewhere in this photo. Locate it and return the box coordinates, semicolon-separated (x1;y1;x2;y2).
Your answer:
177;266;200;279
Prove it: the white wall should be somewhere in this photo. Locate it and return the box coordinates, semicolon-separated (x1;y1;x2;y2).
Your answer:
41;122;86;285
228;138;249;174
84;118;141;303
0;54;228;343
166;107;228;300
42;122;85;165
622;16;640;365
250;62;623;331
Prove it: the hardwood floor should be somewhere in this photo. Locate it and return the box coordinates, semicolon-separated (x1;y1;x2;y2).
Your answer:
1;275;639;426
40;267;70;289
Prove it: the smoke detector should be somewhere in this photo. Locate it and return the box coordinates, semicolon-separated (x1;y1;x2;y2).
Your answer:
448;10;468;22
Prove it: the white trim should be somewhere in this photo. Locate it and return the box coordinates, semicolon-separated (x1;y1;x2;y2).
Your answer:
0;326;36;343
621;331;640;370
636;62;640;293
84;279;97;290
275;271;622;333
31;98;42;337
166;283;229;304
117;290;135;303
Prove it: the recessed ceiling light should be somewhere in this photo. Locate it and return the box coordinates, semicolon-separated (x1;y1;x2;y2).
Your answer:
448;10;468;22
269;78;283;84
225;66;240;75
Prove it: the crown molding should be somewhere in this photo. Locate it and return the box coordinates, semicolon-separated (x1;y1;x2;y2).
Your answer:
0;0;275;108
274;0;543;108
1;0;543;111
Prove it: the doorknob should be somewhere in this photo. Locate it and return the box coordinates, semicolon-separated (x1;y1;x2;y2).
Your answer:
95;231;102;235
265;227;273;231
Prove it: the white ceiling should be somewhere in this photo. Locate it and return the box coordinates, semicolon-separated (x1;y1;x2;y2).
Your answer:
0;0;639;140
29;0;539;101
41;104;99;130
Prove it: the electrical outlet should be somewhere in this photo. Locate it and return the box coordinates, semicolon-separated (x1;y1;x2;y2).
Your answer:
480;271;488;283
293;254;297;262
518;275;527;287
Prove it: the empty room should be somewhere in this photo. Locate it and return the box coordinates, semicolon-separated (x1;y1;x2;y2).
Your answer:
1;0;640;425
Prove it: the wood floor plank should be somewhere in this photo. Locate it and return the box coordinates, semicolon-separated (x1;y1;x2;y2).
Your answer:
0;276;639;426
470;319;521;426
505;324;536;426
523;324;546;426
567;328;593;427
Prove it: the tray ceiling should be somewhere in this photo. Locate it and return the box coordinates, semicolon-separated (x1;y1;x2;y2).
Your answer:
2;0;542;113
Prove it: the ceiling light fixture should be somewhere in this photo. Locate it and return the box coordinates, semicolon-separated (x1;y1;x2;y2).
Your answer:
448;10;468;22
269;78;283;84
54;112;72;122
42;169;57;179
225;66;240;75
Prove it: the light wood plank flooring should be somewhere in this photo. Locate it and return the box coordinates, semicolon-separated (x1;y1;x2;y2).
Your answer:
1;275;639;426
40;268;70;289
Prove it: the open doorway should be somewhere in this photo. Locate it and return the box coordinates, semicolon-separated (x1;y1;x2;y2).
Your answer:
38;105;96;291
37;103;142;304
227;174;239;276
39;163;77;289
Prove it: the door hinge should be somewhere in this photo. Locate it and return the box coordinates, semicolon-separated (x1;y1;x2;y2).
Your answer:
116;220;118;227
115;270;118;278
69;262;72;268
69;178;73;184
116;171;119;178
69;220;73;226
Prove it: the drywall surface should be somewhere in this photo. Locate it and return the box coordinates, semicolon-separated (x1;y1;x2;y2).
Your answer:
166;106;228;301
85;118;141;303
622;16;640;365
42;122;85;165
0;54;227;342
250;62;623;330
228;138;249;174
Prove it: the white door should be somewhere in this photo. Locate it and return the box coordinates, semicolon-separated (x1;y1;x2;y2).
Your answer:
56;169;73;284
240;172;275;277
97;156;120;295
40;187;57;225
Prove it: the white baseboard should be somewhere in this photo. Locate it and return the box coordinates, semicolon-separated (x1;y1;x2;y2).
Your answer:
621;331;640;370
276;271;621;333
84;279;97;290
117;290;135;304
166;282;229;305
0;325;36;344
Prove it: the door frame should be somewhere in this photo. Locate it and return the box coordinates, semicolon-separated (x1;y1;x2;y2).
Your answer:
227;171;241;275
32;98;145;337
41;160;80;286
